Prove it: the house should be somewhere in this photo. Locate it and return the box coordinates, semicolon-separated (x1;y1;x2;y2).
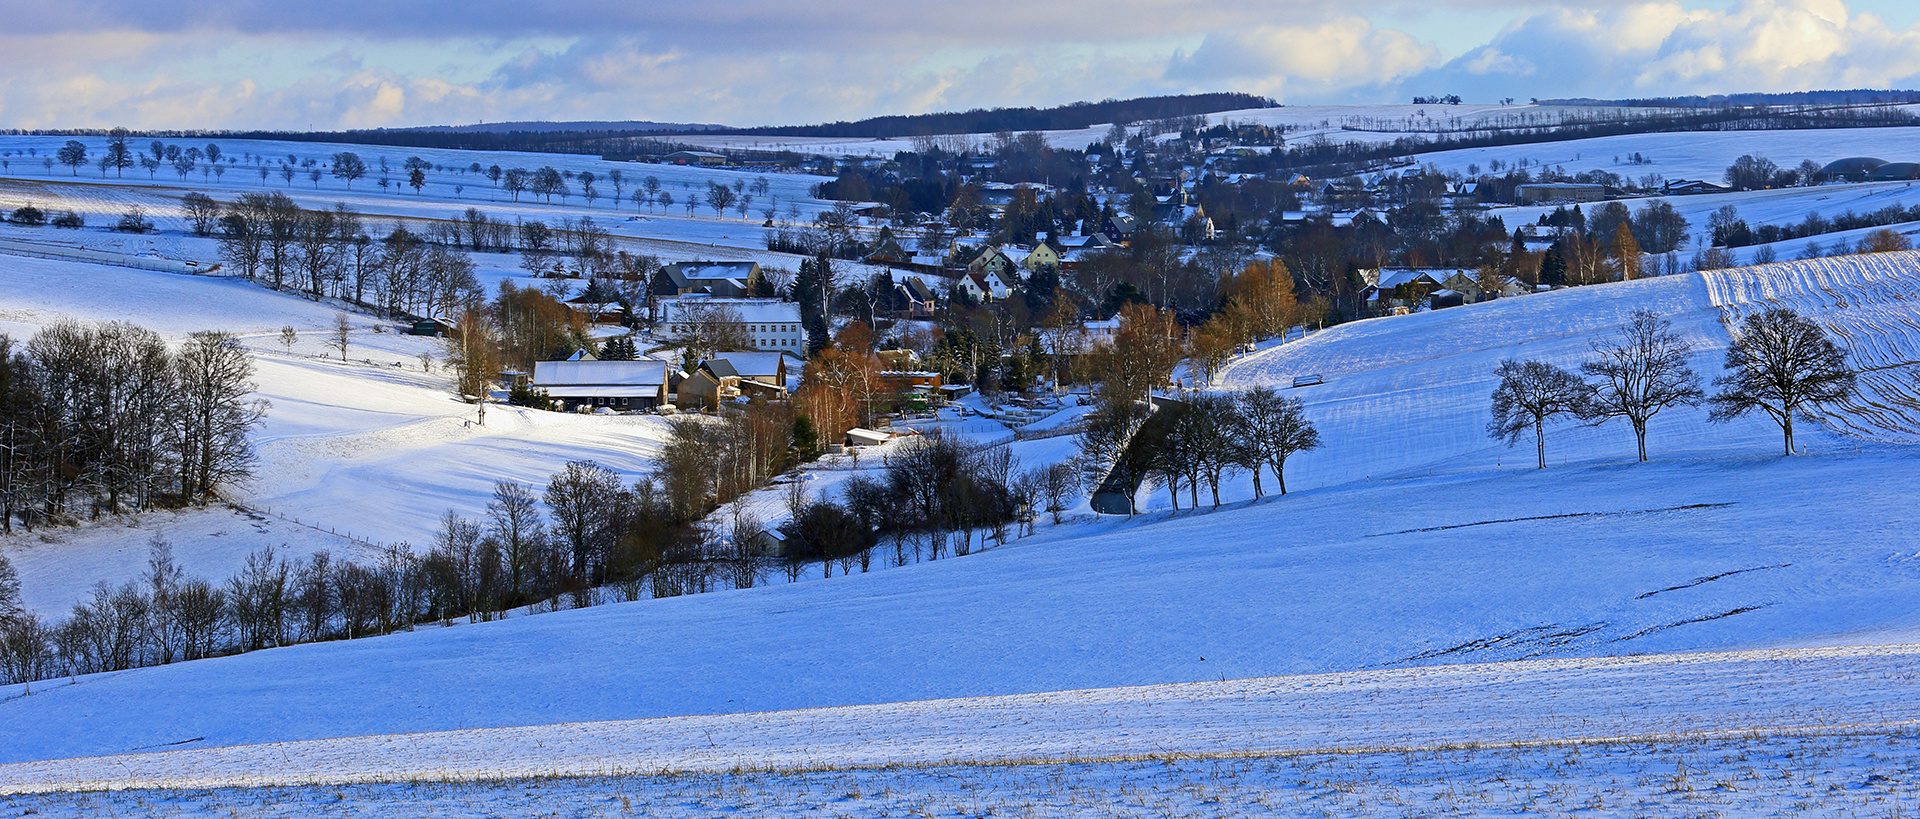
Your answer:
845;427;892;447
966;246;1019;281
530;359;671;411
895;276;938;317
563;292;623;324
1100;212;1138;242
657;296;805;355
656;261;764;298
677;358;743;409
876;369;940;398
1444;181;1481;208
1516;183;1608;204
1662;179;1729;195
958;270;1009;301
863;236;914;267
711;351;797;397
1436;270;1530;302
662;150;727;166
1023;242;1062;272
877;349;920;370
748;527;789;557
1037;314;1122;359
1358;268;1457;312
849;202;891;220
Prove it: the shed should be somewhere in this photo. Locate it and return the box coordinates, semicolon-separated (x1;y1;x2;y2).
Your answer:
845;427;891;447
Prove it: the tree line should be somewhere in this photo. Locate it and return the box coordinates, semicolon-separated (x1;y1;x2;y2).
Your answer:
0;323;267;533
1490;308;1856;466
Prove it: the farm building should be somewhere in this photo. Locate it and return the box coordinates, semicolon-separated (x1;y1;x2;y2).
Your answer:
530;359;671;411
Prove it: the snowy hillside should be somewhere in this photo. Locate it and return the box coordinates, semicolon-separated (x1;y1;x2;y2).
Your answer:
0;135;837;264
4;253;1919;778
0;253;669;616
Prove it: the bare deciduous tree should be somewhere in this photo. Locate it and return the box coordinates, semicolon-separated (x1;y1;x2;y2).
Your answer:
326;313;351;362
1488;359;1590;469
175;331;270;504
1581;310;1703;461
1708;307;1855;455
1234;386;1320;496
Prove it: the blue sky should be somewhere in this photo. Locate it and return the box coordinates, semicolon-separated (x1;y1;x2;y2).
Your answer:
4;0;1920;130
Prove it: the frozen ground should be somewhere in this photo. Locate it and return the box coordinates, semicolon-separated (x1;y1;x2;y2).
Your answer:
5;253;1918;768
4;641;1919;784
0;251;670;614
10;729;1918;818
0;135;853;279
676;103;1649;156
2;137;1919;810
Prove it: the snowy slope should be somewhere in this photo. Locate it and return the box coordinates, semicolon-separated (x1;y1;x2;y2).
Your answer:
3;254;1920;769
0;253;669;615
2;443;1917;766
0;136;838;263
7;642;1919;791
675;104;1644;156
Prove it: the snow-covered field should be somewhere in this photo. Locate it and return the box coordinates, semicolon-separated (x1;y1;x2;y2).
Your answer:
1;249;1918;773
675;103;1651;156
12;727;1920;818
0;135;838;265
4;126;1920;811
0;252;670;614
5;643;1918;788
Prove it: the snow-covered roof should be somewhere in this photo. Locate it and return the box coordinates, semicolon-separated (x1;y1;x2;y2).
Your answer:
532;359;670;389
714;352;794;379
669;261;759;281
659;296;800;325
1372;268;1467;289
539;385;663;399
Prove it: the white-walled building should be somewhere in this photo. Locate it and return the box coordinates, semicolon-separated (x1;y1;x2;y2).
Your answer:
657;296;805;355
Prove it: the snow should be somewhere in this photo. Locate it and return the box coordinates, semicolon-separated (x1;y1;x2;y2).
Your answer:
5;131;1920;806
7;256;1920;771
6;643;1920;790
1417;127;1920;184
0;251;670;614
672;104;1642;157
10;729;1920;817
0;136;841;269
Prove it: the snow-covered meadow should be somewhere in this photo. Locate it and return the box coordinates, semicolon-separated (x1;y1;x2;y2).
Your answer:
0;249;673;615
2;121;1920;811
0;135;838;266
1;246;1918;768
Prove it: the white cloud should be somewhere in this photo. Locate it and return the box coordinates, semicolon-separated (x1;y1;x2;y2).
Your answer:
1403;0;1920;102
1168;17;1442;99
5;1;1920;129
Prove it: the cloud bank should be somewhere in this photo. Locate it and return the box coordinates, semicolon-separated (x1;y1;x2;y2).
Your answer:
2;0;1919;129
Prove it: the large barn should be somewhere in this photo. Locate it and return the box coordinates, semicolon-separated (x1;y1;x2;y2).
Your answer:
530;359;671;411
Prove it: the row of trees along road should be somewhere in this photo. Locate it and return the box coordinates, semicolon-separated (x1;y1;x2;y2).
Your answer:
1490;308;1856;466
0;323;267;532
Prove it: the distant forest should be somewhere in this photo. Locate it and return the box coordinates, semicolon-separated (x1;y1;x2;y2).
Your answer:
1542;89;1920;108
714;93;1277;138
0;93;1275;154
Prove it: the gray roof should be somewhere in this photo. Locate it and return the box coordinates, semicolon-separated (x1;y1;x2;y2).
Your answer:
532;359;669;389
702;359;740;379
713;352;790;378
670;261;759;281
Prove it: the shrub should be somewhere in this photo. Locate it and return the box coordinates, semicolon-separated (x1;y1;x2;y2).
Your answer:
7;204;45;226
50;210;84;229
114;208;154;234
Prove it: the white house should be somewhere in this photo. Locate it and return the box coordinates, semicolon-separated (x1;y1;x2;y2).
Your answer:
657;296;805;355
